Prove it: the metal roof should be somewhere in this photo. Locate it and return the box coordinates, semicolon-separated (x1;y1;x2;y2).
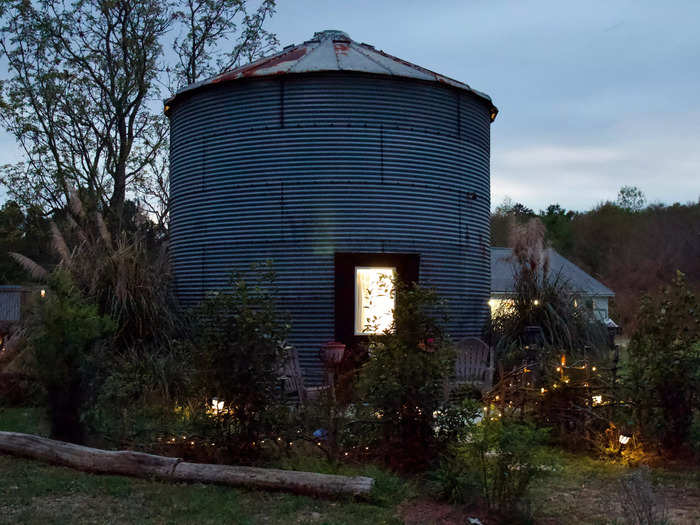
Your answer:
491;247;615;297
166;29;498;120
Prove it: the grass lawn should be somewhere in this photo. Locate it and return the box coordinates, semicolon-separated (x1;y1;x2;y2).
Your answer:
0;407;404;525
1;407;699;524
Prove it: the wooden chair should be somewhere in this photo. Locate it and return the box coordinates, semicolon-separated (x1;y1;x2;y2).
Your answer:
279;348;327;405
451;337;494;393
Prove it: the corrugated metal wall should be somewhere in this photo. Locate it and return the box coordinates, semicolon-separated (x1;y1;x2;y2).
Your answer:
0;289;22;322
169;72;491;382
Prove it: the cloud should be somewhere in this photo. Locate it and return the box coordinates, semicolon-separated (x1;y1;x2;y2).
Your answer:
499;146;623;168
492;114;700;211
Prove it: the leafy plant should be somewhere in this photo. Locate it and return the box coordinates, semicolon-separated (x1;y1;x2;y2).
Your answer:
85;342;193;448
626;271;700;451
189;262;291;456
356;280;455;469
28;270;115;443
451;418;553;512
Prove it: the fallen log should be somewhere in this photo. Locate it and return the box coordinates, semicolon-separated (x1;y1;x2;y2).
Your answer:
0;431;374;498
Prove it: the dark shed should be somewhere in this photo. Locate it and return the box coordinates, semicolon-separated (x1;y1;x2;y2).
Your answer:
166;30;498;382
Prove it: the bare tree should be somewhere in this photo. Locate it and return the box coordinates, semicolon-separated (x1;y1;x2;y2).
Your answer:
173;0;278;88
0;0;170;224
0;0;279;226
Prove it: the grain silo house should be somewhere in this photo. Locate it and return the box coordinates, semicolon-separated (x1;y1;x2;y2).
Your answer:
165;30;498;381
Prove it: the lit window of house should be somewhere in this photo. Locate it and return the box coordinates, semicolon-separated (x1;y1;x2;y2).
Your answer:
488;298;515;317
354;267;396;335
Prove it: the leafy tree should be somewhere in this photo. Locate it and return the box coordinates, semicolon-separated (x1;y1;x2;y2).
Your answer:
173;0;277;88
626;271;700;451
0;201;51;283
538;203;575;255
29;270;115;443
569;201;700;331
0;0;278;224
616;185;647;212
491;197;536;246
357;280;455;469
190;262;290;454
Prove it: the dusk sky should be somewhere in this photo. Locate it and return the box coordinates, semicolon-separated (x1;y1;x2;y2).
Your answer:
1;0;699;212
266;0;700;211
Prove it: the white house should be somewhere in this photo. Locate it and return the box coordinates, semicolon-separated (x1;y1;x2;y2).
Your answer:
490;247;616;325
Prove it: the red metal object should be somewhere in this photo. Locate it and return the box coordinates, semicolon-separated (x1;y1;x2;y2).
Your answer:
320;341;346;365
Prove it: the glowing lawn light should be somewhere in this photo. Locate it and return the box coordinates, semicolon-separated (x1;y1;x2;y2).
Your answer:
619;435;631;445
211;398;224;413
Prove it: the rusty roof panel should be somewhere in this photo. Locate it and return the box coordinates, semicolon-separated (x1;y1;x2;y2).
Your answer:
167;30;497;119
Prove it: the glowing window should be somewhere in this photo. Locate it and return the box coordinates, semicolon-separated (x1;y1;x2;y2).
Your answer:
354;267;396;335
488;298;515;317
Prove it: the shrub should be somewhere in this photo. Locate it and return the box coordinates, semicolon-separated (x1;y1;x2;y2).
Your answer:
85;342;193;448
448;418;552;512
189;263;291;456
491;219;609;369
356;280;455;469
28;270;115;443
616;467;669;525
626;271;700;451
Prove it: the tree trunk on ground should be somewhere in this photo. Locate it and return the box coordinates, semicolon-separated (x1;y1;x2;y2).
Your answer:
0;431;374;498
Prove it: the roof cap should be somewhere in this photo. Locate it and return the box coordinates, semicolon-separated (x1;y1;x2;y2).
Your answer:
166;29;497;121
312;29;350;41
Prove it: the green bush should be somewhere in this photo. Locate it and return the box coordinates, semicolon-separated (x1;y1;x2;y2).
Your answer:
626;271;700;451
689;412;700;457
28;270;115;443
189;263;291;456
440;418;553;512
85;342;193;448
356;281;455;468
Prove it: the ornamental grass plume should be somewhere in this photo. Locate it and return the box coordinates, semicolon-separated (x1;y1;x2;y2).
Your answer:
10;191;179;348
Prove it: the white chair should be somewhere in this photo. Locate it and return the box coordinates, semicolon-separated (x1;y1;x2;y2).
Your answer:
452;337;494;392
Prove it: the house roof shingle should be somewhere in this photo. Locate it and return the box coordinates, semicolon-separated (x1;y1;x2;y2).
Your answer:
491;247;614;297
